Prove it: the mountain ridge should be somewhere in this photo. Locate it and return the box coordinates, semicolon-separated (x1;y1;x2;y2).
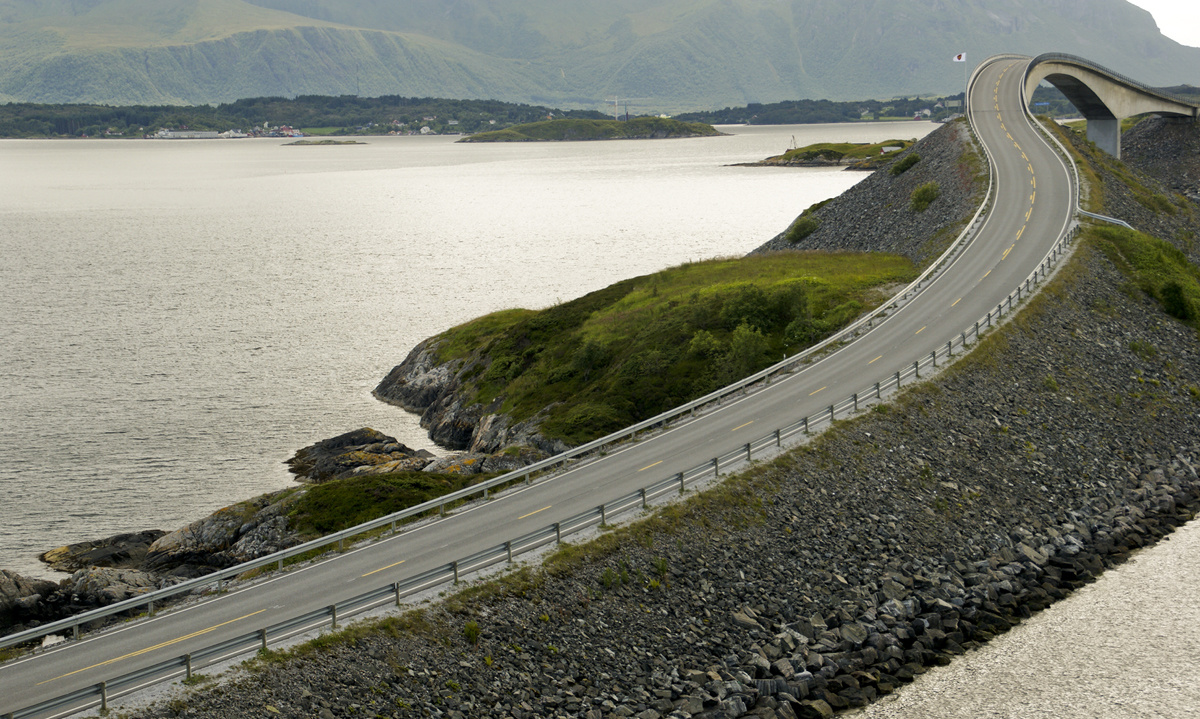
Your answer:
2;0;1198;110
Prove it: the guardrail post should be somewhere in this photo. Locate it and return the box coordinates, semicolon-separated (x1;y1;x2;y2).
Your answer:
914;359;920;378
853;392;859;411
73;623;79;640
440;503;446;517
895;371;901;389
829;405;835;422
484;487;489;500
506;540;514;562
185;653;193;680
329;604;337;629
600;505;607;526
875;382;882;400
678;472;685;494
524;472;530;485
554;523;561;544
947;340;953;358
452;561;460;584
259;628;268;652
745;443;751;461
775;429;782;447
931;350;937;368
803;416;810;435
99;681;108;712
713;457;720;477
395;581;402;607
640;488;648;509
148;600;155;616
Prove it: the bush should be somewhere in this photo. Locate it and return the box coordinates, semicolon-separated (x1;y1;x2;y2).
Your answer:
910;181;940;212
785;215;819;243
1161;281;1194;321
463;621;481;645
890;152;921;176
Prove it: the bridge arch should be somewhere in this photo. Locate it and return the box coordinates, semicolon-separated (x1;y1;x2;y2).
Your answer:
1023;53;1198;158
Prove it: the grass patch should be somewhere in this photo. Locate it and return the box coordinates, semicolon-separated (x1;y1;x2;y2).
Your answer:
890;151;920;176
910;182;940;212
432;252;916;445
785;215;819;243
461;117;721;142
1091;226;1200;330
288;471;502;537
770;139;913;164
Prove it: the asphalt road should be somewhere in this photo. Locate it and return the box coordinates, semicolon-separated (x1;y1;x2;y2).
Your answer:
0;55;1076;718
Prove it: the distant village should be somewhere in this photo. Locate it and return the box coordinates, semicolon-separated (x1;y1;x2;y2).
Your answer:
149;116;502;139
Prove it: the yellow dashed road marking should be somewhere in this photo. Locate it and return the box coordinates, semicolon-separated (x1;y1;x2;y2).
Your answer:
519;505;553;519
731;421;755;432
869;355;883;365
637;461;663;473
363;560;405;578
809;386;827;396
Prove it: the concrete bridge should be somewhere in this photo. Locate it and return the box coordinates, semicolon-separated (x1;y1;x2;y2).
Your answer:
1024;52;1199;159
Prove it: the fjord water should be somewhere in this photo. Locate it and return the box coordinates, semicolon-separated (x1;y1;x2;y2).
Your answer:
0;123;935;577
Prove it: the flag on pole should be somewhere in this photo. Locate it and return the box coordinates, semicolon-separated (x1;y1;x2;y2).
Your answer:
953;53;967;62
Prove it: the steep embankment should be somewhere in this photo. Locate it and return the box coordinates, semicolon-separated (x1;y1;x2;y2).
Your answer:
130;122;1200;719
375;121;984;460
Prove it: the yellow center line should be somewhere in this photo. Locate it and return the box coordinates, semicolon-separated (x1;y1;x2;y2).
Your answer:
39;609;269;685
362;559;405;578
869;355;883;365
518;505;553;520
731;421;755;432
1000;123;1006;131
1003;244;1015;260
1032;176;1037;188
1027;163;1034;173
915;326;926;335
951;297;962;307
996;113;1002;121
1032;191;1036;204
1017;225;1025;240
1026;208;1032;221
1006;132;1013;141
1021;152;1028;161
809;386;827;396
983;269;992;279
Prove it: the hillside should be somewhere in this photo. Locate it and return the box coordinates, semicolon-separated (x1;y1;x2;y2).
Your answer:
459;117;721;142
2;0;1199;109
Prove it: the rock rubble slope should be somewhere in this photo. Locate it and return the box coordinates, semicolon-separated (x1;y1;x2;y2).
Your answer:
130;125;1200;718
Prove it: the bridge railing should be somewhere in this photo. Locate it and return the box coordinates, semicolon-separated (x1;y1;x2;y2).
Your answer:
7;56;1095;719
0;99;1003;655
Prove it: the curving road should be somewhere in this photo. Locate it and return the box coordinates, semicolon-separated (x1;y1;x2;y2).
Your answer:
0;55;1076;718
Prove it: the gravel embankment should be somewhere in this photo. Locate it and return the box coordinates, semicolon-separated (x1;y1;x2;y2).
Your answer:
751;120;984;267
132;123;1200;719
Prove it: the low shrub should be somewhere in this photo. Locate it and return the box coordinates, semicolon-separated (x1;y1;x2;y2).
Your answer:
911;182;940;212
890;152;921;176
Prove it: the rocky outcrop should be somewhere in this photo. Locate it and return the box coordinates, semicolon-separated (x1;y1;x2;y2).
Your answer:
751;120;985;267
63;568;162;606
1122;117;1200;203
0;570;58;624
374;340;569;459
39;530;166;573
141;490;304;576
285;427;435;482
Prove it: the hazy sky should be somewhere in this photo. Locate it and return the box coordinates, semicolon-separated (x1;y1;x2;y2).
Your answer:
1126;0;1200;48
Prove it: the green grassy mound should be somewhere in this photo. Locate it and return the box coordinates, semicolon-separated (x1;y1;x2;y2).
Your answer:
432;252;917;445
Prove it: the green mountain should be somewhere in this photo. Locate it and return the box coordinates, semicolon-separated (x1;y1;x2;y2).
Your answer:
2;0;1198;110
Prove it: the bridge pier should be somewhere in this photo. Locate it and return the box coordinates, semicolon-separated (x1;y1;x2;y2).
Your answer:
1086;116;1121;159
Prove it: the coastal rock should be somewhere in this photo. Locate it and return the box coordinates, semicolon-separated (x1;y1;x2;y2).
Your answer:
0;570;58;617
40;530;166;573
375;341;572;458
65;567;159;606
285;427;434;482
142;490;303;573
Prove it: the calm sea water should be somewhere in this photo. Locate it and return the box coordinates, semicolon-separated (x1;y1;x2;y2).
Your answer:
0;123;936;577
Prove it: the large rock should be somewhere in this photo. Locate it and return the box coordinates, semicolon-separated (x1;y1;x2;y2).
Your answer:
0;570;58;617
142;490;304;573
40;530;166;573
285;427;434;482
64;567;159;606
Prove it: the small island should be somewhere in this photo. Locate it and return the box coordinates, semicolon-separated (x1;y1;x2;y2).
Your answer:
739;139;915;170
460;117;723;142
284;139;367;146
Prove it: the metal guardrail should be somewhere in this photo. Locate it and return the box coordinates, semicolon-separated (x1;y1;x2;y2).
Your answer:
1079;210;1135;230
5;55;1088;719
0;90;1003;655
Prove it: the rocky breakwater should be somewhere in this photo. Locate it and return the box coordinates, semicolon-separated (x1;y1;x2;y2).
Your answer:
133;234;1200;719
